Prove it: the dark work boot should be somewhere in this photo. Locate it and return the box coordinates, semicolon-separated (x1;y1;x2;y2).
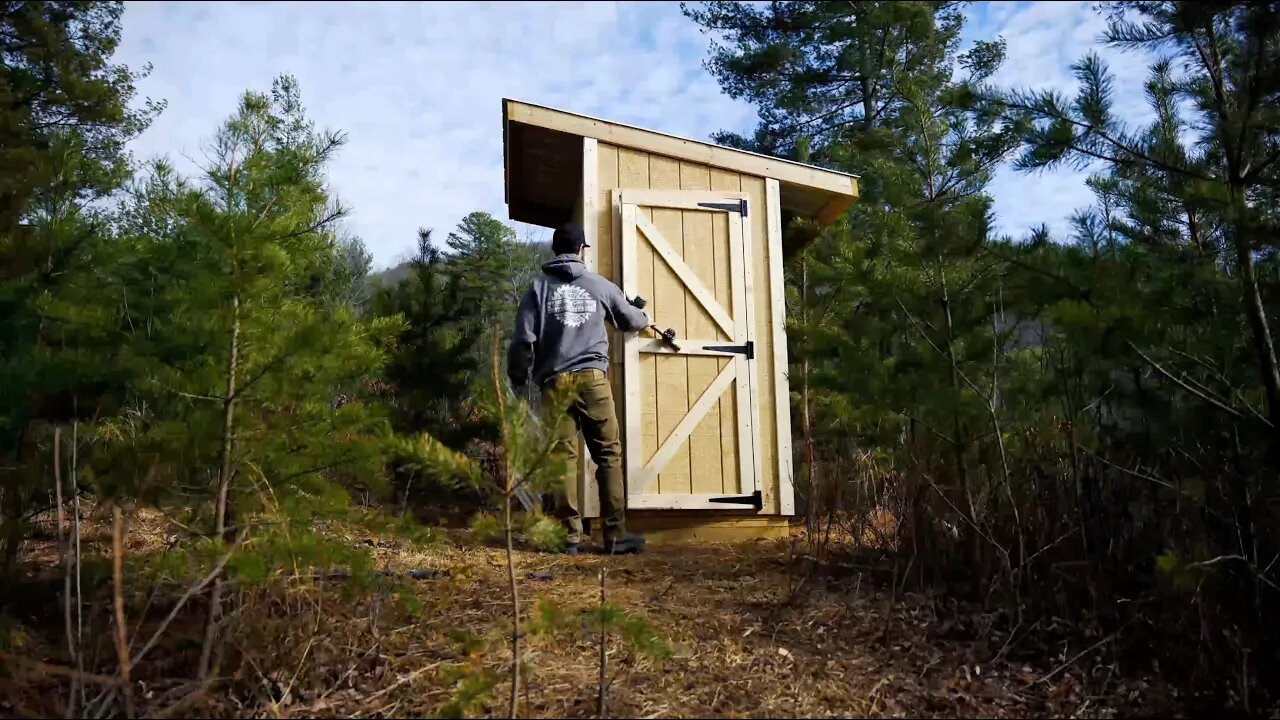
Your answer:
562;518;584;556
602;531;646;555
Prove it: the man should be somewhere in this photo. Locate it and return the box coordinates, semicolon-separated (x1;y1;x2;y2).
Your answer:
507;222;649;555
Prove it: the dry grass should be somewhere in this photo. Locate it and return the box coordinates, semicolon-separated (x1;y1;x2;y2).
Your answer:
5;510;1183;719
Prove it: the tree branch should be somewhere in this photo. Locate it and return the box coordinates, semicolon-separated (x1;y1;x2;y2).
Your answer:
131;528;248;669
996;96;1215;182
1127;341;1268;426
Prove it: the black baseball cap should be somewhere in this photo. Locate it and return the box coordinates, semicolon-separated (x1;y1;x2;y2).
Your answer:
552;223;590;254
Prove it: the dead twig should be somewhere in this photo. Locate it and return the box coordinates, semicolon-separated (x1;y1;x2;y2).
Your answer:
1128;342;1268;426
131;529;248;668
73;420;86;712
144;680;211;719
1037;625;1128;685
647;578;675;606
0;653;121;687
994;619;1039;664
598;565;607;719
363;662;446;703
85;686;115;719
54;425;79;716
492;329;521;720
1188;554;1279;591
797;554;879;573
266;634;315;716
111;503;135;719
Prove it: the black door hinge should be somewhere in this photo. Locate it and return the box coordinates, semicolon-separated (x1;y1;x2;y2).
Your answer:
709;490;762;510
697;199;748;217
702;340;754;359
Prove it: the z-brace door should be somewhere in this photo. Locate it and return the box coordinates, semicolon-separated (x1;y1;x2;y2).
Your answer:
615;189;763;511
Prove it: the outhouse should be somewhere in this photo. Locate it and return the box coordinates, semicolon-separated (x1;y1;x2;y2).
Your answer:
501;99;859;543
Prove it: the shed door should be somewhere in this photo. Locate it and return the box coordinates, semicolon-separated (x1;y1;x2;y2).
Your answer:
615;189;763;511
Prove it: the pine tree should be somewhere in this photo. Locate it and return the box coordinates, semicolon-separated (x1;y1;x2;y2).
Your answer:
441;211;548;414
689;0;1020;578
104;75;404;678
446;210;548;328
372;213;549;518
374;228;488;446
692;0;1279;696
989;0;1280;440
682;0;967;161
395;333;575;718
0;0;162;577
0;1;162;235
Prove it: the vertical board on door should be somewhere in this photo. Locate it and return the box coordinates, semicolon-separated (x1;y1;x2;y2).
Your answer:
742;175;777;514
618;148;654;498
678;160;724;496
578;143;782;517
648;155;691;495
709;168;742;495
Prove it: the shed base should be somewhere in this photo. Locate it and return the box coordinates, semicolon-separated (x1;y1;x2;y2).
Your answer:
589;512;792;545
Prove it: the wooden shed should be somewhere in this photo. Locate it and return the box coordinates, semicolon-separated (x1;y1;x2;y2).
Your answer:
502;99;859;543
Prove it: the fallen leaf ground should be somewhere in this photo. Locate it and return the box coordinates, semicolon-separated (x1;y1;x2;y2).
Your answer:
5;517;1191;718
254;532;1182;719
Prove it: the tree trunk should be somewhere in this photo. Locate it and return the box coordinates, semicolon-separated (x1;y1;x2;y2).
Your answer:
505;487;521;719
491;329;521;719
72;420;84;710
597;567;607;718
800;251;817;538
199;293;241;682
112;504;135;719
1232;210;1280;438
54;426;78;715
214;293;242;543
938;268;969;493
2;428;28;580
939;266;981;591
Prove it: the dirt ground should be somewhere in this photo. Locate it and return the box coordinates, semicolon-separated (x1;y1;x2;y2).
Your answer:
3;520;1188;719
248;533;1180;719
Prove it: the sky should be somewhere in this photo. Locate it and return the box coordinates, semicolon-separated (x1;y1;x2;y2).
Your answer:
113;1;1157;269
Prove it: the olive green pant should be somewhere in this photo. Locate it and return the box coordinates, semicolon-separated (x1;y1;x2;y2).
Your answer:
543;369;626;544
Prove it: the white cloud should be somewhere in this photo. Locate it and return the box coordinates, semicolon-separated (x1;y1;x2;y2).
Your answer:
114;0;756;267
114;1;1165;266
964;1;1159;241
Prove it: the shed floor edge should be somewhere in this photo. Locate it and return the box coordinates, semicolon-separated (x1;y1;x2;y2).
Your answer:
588;513;794;545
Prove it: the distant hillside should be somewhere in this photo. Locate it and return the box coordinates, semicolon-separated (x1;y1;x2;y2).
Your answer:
369;241;554;289
369;261;413;288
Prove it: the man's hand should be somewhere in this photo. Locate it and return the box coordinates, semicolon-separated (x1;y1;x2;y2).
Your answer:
628;295;647;310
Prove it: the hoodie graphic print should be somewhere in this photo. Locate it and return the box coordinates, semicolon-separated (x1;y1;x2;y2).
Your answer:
507;254;650;388
548;285;597;328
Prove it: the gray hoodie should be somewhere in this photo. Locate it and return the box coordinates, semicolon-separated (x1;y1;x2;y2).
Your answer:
507;254;650;388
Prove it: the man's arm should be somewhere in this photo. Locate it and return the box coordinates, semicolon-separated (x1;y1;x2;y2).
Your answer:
506;287;539;388
602;282;650;332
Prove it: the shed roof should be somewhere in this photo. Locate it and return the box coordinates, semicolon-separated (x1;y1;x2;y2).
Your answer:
502;98;859;231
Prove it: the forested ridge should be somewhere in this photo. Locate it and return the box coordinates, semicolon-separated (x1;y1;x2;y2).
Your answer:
2;1;1278;717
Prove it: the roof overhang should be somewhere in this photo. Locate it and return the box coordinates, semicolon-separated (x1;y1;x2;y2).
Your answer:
502;98;859;234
